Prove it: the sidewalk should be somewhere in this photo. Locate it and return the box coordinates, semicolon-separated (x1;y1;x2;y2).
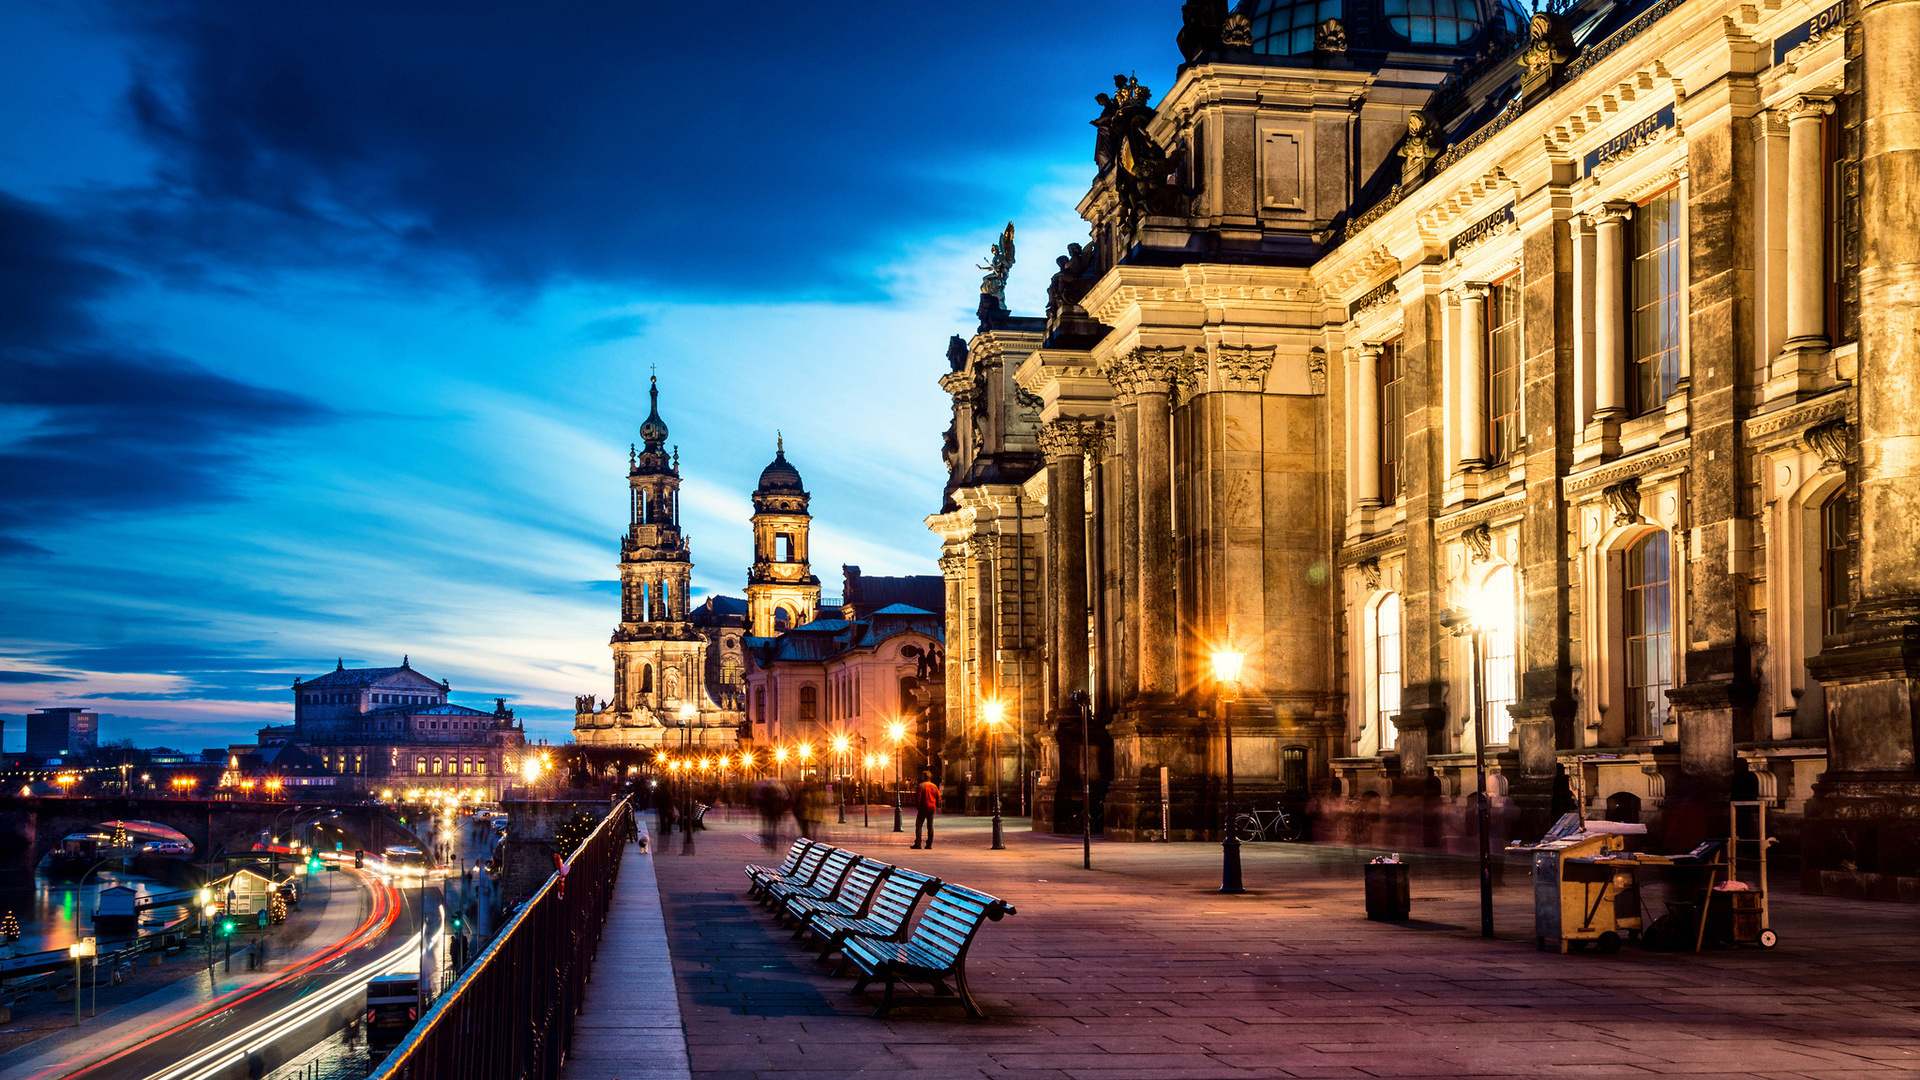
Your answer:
635;810;1920;1079
562;838;692;1080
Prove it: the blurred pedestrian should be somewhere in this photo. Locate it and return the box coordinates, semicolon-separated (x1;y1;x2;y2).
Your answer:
912;771;940;849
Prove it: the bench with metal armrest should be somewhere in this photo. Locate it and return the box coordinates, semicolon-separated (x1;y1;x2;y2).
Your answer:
746;839;825;902
802;867;939;965
842;882;1016;1019
764;847;860;916
784;857;891;928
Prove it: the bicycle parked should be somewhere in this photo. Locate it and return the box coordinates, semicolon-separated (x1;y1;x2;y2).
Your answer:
1232;806;1304;842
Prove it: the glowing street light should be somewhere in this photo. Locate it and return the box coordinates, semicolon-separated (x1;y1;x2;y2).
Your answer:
1441;580;1499;939
982;699;1006;850
1211;648;1246;894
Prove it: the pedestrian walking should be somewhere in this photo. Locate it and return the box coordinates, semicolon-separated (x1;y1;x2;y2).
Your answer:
912;770;940;849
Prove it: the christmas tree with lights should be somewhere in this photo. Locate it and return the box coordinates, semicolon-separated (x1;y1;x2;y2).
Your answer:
2;910;20;942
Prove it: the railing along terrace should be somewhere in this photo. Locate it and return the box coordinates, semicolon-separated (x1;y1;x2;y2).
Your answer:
371;797;633;1080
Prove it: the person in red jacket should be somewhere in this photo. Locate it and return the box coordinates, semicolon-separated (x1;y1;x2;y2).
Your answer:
912;771;940;849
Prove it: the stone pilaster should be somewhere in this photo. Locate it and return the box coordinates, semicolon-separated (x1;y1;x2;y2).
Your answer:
1033;417;1107;834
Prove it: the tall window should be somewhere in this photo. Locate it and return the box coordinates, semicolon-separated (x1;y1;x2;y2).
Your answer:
1479;565;1517;745
1821;488;1851;637
1378;339;1404;502
1486;277;1523;464
1629;188;1683;416
1375;593;1403;750
799;685;817;721
1280;747;1309;797
755;687;767;723
1624;531;1673;738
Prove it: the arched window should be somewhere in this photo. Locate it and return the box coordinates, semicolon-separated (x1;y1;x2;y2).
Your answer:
1821;488;1851;637
640;663;653;695
799;685;818;721
414;756;426;775
1376;593;1403;749
1479;565;1518;745
1624;531;1673;738
1605;791;1642;824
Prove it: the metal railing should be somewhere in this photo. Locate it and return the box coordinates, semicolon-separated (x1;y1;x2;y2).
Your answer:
371;798;632;1080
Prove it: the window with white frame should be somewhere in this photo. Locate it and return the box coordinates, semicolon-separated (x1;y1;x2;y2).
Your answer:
1486;276;1523;464
1376;593;1403;750
1624;531;1673;738
1479;565;1517;745
1629;188;1683;416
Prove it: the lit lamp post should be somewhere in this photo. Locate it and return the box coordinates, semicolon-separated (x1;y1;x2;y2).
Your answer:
831;736;851;824
886;720;908;832
982;700;1006;851
1211;650;1244;894
1440;589;1497;939
860;753;876;828
773;745;789;787
798;743;815;786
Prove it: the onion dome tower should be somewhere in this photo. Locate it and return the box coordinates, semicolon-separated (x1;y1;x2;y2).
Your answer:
745;435;821;637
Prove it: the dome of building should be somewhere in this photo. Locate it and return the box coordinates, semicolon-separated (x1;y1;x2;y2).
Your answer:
1246;0;1524;56
639;376;669;450
756;436;804;493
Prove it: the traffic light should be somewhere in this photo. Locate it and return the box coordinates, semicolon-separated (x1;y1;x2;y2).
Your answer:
450;913;463;932
220;918;235;937
354;849;365;869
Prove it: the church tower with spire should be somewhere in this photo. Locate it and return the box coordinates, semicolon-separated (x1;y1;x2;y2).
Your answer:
745;435;821;637
575;376;741;750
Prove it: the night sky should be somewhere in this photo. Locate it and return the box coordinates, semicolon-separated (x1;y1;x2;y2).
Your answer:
0;1;1179;750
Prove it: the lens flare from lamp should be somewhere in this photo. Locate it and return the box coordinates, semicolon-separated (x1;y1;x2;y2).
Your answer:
1210;650;1245;685
981;700;1005;728
886;721;907;742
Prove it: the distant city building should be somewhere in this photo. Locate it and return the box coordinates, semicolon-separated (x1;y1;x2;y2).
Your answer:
27;708;97;759
573;379;746;751
277;657;529;799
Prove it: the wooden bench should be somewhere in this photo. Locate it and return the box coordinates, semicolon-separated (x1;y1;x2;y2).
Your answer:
744;838;814;899
783;857;890;927
746;840;826;902
803;867;939;965
764;847;859;914
842;883;1015;1019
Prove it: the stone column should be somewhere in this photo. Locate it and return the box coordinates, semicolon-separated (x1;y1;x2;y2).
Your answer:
1127;351;1184;700
1456;283;1490;467
1570;215;1597;434
1803;0;1920;898
1590;204;1632;422
1354;343;1383;507
1039;420;1096;709
1784;95;1835;350
1113;396;1141;701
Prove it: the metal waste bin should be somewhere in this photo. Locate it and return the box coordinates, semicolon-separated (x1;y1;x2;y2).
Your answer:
1364;859;1410;920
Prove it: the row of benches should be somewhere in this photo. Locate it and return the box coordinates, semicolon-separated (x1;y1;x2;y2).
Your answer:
744;837;1016;1019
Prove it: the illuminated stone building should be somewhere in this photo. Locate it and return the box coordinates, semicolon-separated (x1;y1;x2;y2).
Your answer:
573;378;745;751
935;0;1913;894
745;438;823;637
283;658;528;799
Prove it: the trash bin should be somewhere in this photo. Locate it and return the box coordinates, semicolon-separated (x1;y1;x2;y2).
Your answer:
1365;856;1410;920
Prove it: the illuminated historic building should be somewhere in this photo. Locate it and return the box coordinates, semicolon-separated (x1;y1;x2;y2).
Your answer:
572;379;745;751
935;0;1913;894
746;438;823;637
280;658;528;799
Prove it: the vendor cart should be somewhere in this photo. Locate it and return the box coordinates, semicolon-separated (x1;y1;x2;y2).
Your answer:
1518;814;1648;953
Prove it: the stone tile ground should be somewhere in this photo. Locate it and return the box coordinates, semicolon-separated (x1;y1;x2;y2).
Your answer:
611;808;1920;1079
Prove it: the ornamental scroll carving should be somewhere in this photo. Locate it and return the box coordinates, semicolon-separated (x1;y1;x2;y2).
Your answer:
1462;523;1494;563
1603;476;1642;526
938;553;968;576
1357;557;1382;591
1309;347;1328;395
1210;344;1276;393
1038;418;1108;460
1804;417;1852;473
1103;346;1190;397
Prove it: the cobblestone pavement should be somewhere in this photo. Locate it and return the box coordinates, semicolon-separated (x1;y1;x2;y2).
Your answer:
644;808;1920;1080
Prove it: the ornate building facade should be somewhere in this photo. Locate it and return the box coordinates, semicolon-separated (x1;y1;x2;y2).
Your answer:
746;439;822;637
933;0;1916;895
573;379;745;750
280;658;528;800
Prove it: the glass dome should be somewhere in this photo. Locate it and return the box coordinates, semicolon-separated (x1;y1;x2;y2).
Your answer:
1250;0;1342;55
1384;0;1524;44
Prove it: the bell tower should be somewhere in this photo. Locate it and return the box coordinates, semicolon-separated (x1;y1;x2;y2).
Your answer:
746;435;821;636
610;377;704;716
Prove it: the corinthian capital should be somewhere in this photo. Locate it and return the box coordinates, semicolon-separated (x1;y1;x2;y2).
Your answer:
1103;346;1190;397
1209;343;1277;393
938;553;968;576
1038;417;1107;460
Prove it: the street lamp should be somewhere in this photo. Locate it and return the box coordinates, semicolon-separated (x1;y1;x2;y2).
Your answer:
886;720;908;832
1069;690;1094;870
830;735;851;824
1441;584;1501;939
1211;650;1244;894
982;699;1006;850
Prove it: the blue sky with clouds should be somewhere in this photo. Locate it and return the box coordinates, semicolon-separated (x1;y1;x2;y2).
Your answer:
0;1;1180;750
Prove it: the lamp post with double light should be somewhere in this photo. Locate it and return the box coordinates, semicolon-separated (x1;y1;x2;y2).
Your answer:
982;700;1006;850
1440;587;1497;939
1211;649;1245;894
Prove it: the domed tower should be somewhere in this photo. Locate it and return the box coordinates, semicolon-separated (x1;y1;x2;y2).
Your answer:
745;436;821;637
609;378;707;721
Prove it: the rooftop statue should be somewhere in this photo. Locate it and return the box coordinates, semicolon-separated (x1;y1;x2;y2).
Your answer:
978;222;1016;299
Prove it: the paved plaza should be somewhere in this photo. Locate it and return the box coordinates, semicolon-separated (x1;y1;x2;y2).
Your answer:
571;809;1920;1079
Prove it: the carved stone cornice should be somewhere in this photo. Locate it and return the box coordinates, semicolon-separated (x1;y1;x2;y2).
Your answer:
1038;417;1108;460
938;371;979;405
1563;441;1692;498
1102;346;1189;397
1209;344;1276;393
1744;391;1848;446
1435;492;1524;536
1338;529;1406;567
